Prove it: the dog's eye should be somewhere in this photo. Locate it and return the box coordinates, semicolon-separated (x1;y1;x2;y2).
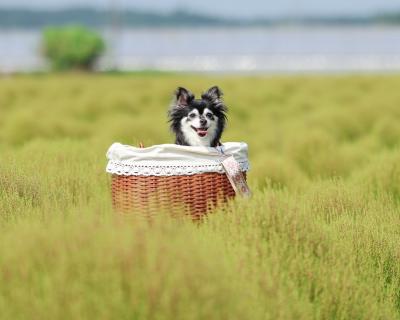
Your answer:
205;113;214;120
188;113;196;119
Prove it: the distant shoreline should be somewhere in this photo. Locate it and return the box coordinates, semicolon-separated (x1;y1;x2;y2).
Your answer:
2;27;400;73
0;7;399;29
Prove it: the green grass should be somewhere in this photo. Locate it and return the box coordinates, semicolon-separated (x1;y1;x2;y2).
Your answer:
1;73;400;319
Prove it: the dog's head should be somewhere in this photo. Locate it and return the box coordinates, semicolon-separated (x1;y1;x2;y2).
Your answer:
169;86;227;147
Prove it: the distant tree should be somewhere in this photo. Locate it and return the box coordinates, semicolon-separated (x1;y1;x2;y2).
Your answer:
42;26;105;71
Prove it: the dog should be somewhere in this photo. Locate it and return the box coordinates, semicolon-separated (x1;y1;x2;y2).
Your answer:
168;86;227;147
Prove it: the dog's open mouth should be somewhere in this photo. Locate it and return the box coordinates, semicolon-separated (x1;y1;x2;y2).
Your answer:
191;126;208;137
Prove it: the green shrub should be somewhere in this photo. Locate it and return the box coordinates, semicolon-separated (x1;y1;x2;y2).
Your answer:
42;26;105;71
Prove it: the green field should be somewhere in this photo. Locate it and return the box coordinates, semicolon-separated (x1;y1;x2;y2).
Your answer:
1;73;400;319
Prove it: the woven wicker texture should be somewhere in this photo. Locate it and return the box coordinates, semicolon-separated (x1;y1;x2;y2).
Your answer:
111;172;244;219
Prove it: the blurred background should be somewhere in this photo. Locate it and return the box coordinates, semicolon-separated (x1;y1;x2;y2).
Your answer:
1;0;400;74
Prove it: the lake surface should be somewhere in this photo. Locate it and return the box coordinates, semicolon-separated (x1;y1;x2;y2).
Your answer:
1;27;400;73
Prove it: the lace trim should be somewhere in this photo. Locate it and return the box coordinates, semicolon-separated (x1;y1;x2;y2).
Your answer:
106;160;249;176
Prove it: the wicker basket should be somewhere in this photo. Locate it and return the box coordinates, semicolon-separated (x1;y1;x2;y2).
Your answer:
106;142;249;219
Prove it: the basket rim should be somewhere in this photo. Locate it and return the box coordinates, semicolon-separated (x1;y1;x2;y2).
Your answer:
106;141;249;177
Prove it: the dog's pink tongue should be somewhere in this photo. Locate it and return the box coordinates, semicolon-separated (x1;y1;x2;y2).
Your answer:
197;130;207;137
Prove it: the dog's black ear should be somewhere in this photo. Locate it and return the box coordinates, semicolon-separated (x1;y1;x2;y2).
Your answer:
202;86;223;101
202;86;227;115
175;87;194;107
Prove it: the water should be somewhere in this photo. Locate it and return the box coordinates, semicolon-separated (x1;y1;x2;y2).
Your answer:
1;27;400;73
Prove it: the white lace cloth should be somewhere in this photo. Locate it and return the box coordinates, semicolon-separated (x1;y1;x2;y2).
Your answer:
106;142;249;176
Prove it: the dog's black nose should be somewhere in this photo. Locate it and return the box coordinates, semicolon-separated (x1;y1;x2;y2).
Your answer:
200;119;207;126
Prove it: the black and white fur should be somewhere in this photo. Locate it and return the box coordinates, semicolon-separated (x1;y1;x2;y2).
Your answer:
168;86;227;147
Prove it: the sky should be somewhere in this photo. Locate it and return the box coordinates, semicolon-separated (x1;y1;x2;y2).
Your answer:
0;0;399;18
